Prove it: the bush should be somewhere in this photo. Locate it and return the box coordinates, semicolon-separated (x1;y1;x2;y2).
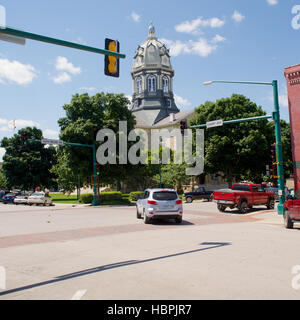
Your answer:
99;192;122;201
129;191;144;202
81;193;94;204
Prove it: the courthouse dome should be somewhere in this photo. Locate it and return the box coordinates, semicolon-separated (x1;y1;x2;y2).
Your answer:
133;22;173;72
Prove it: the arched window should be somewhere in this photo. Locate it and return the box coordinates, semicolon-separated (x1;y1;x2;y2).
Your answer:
148;75;157;92
136;76;142;94
162;76;169;93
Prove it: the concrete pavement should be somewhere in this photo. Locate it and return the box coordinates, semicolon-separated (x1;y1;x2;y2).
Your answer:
0;202;299;300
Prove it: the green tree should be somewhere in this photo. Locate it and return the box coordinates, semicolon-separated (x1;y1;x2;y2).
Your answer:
52;92;136;190
1;127;57;190
0;168;7;189
190;94;274;186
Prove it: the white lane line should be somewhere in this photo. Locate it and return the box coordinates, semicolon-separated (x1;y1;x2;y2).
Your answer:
71;289;87;300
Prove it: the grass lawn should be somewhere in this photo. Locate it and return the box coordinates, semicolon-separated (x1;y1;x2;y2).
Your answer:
50;194;79;204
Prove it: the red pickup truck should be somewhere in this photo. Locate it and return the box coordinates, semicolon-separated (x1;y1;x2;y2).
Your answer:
283;190;300;229
213;183;276;213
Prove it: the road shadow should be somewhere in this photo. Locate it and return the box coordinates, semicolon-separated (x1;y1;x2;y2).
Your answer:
222;207;273;216
0;242;231;297
150;219;194;226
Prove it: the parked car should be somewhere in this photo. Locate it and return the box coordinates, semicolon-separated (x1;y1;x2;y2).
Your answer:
27;192;53;206
184;186;213;203
265;187;279;201
136;189;183;224
283;189;300;229
2;193;19;204
213;183;275;214
14;196;29;205
0;190;10;202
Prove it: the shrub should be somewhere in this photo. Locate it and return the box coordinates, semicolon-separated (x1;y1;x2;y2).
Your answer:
129;191;144;202
81;193;94;204
99;192;122;202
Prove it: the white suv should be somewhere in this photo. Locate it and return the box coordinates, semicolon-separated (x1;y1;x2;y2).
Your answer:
136;189;183;224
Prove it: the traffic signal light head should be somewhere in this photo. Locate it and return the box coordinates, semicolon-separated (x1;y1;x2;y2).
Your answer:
105;38;120;78
96;163;100;176
21;131;28;146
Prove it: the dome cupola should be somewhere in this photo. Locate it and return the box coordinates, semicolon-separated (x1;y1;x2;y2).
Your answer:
131;23;179;126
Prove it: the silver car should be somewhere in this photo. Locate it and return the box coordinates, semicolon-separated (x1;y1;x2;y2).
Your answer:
136;189;183;224
14;196;29;205
27;192;53;206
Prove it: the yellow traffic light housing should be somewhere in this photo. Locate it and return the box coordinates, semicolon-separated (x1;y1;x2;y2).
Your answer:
105;38;120;78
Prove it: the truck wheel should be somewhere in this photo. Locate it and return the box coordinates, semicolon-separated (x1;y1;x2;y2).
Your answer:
238;201;249;214
284;210;294;229
186;197;193;203
136;206;142;219
217;204;226;212
267;198;275;210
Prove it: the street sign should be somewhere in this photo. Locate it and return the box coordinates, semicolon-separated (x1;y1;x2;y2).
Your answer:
206;119;224;129
41;139;64;146
0;33;25;45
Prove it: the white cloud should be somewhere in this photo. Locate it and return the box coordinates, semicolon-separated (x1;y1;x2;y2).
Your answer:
0;147;5;161
160;36;226;57
211;34;226;43
131;11;141;23
0;118;40;132
53;57;81;85
43;129;59;139
174;94;191;108
0;58;37;85
232;10;245;23
175;16;225;35
53;72;71;84
55;56;81;75
79;86;97;92
267;0;278;5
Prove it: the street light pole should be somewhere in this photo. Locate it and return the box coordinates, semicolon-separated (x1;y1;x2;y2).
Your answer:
203;80;285;215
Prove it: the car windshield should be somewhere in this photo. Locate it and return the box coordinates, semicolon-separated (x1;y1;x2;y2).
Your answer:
153;191;178;201
232;185;251;192
32;193;44;197
6;194;16;197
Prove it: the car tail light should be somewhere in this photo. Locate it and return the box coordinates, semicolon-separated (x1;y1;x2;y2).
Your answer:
149;212;154;215
147;200;157;205
179;211;183;215
176;200;183;205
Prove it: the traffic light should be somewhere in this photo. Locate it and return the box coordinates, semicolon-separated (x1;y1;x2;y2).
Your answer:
95;163;100;176
180;120;188;136
271;144;276;164
105;38;120;78
270;143;279;178
21;131;28;146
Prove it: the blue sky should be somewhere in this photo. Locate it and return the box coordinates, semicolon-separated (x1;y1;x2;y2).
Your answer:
0;0;299;160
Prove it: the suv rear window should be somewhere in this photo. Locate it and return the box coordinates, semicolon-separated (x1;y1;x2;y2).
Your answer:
232;185;251;192
153;191;178;201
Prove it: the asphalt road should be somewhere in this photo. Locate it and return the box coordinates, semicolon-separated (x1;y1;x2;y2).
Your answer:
0;201;299;300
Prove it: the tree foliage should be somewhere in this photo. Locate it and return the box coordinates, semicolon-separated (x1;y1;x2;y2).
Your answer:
190;94;276;186
52;92;136;191
1;127;57;190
